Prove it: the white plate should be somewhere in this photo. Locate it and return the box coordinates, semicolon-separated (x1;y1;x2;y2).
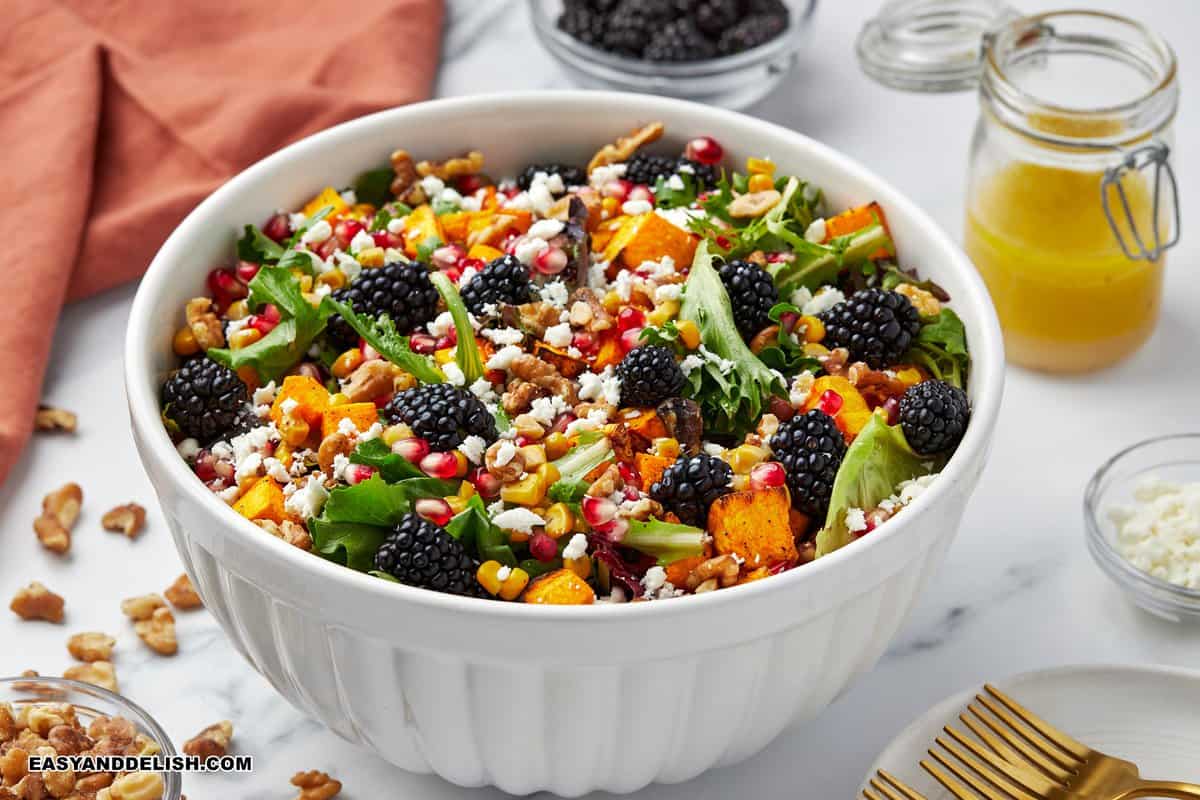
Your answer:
865;664;1200;797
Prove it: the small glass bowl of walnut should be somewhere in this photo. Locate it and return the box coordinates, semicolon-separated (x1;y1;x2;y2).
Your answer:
0;676;181;800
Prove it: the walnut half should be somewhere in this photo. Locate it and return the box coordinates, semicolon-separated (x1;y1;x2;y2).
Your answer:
101;503;146;539
34;483;82;555
34;406;77;433
182;721;233;758
10;583;64;624
291;770;342;800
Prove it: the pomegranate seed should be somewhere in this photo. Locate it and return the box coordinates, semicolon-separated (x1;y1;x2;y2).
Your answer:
435;336;456;351
391;438;430;463
768;561;789;575
549;413;576;435
335;219;364;247
260;304;281;324
316;238;339;260
441;325;459;346
529;532;557;563
572;331;596;353
409;334;438;354
372;392;394;409
346;464;376;485
595;516;629;543
372;230;402;249
581;495;617;527
468;467;502;499
460;257;486;273
501;232;521;254
684;136;724;165
623;485;639;501
533;246;569;275
419;451;460;480
193;451;217;482
360;341;382;361
817;389;844;416
882;396;901;426
766;251;791;263
432;244;465;270
619;327;644;353
213;459;235;481
750;462;787;491
627;184;654;204
415;497;454;527
514;435;532;448
235;260;261;283
206;268;247;308
485;369;507;385
617;307;645;332
601;179;632;201
455;174;489;194
246;314;277;335
715;235;732;250
617;462;640;488
444;265;464;284
262;213;291;243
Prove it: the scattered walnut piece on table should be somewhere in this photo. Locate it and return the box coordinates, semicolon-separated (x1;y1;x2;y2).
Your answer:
63;661;118;693
101;503;146;539
133;609;177;657
34;483;82;555
10;583;64;623
119;595;164;622
34;406;76;433
291;770;342;800
67;632;116;662
163;574;202;610
182;721;232;758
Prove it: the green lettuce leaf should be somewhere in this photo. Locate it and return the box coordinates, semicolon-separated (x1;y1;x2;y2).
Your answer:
623;518;707;565
430;272;484;384
310;521;388;572
755;302;822;377
446;495;517;567
237;225;285;264
320;297;444;384
354;166;394;207
349;439;424;483
817;414;932;557
906;308;969;389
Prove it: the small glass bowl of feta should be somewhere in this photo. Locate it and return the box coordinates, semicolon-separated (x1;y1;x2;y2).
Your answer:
1085;433;1200;623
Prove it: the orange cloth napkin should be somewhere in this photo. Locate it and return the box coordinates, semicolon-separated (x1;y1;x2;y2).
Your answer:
0;0;444;485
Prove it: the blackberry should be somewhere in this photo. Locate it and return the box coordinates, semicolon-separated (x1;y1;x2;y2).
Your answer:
601;0;653;56
615;345;685;408
161;357;250;443
717;13;789;55
718;259;778;337
819;289;921;369
899;380;970;456
516;163;586;192
696;0;739;37
558;6;607;46
624;153;716;190
326;261;439;349
644;19;716;62
650;453;733;527
770;410;846;517
459;255;534;314
374;512;485;597
383;383;497;452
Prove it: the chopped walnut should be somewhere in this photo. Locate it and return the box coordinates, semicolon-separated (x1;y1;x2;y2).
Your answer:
75;772;114;794
9;773;42;799
508;354;578;404
10;583;64;624
33;407;76;434
132;608;177;657
46;725;92;756
62;662;118;693
416;150;484;183
0;747;26;788
66;633;116;663
100;503;146;539
182;721;232;759
34;483;82;555
567;288;614;333
819;346;850;376
587;121;665;173
755;413;781;441
163;574;202;610
510;414;545;441
685;555;740;590
501;379;541;416
895;282;942;317
119;595;164;622
617;497;663;521
316;432;352;474
573;401;614;421
0;705;15;743
185;297;225;350
484;441;525;483
466;212;523;249
516;301;565;339
255;519;313;551
727;189;782;218
291;770;341;800
389;149;419;201
585;464;622;498
341;360;395;403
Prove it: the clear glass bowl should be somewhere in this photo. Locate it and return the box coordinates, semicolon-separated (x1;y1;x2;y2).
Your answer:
1084;434;1200;623
0;676;183;799
528;0;817;110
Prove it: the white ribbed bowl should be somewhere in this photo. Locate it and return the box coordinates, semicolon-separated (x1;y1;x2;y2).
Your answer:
125;92;1003;796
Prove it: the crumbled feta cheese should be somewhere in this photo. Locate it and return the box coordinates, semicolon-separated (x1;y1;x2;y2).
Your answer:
230;425;277;464
789;372;815;406
622;199;653;216
702;442;725;457
527;219;565;240
460;193;482;212
225;317;250;336
654;283;682;304
802;287;845;316
680;354;704;376
898;473;937;505
469;377;498;404
677;162;695;175
481;327;525;346
589;163;626;189
804;218;827;243
789;286;814;309
176;438;200;460
280;397;299;417
636;256;676;279
487;499;507;517
845;508;868;534
1110;477;1200;590
538;280;569;308
438;186;464;208
285;475;329;519
562;533;589;560
218;485;241;504
300;219;332;245
442;362;466;387
480;302;499;318
514;236;549;265
486;344;524;371
612;270;635;301
565;408;610;436
503;191;533;211
339;189;357;206
427;311;455;338
492;507;546;534
254;404;271;419
640;566;680;599
655;206;706;230
337;417;359;437
333;249;362;281
458;266;479;288
698;344;734;373
234;452;263;484
543;322;573;349
495;565;513;582
349;229;376;254
386;217;407;235
263;457;291;484
493;441;518;468
288;212;307;231
576;367;621;406
666;174;686;191
252;381;278;406
458;435;487;465
529;395;570;426
331;453;352;483
588;260;610;288
359;422;383;442
420;175;445;197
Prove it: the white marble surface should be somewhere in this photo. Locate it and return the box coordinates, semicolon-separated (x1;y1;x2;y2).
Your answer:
3;0;1199;796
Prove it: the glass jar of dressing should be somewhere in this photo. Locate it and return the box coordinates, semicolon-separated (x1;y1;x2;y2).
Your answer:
858;3;1180;373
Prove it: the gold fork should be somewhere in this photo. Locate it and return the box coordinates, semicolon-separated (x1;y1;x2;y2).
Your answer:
921;683;1200;800
864;768;929;800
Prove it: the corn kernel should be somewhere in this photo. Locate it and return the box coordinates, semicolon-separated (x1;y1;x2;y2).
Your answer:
317;268;347;290
519;444;547;471
543;503;574;539
453;450;470;478
646;299;680;327
601;291;622;314
275;444;293;468
394;371;418;392
501;472;547;507
229;327;262;350
601;196;620;217
535;461;559;486
747;157;775;176
652;437;680;459
675;319;701;350
278;414;310;448
332;348;364;379
434;347;456;365
172;326;199;356
896;367;923;386
458;481;476;502
225;299;249;320
382;423;413;445
498;567;530;601
293;272;313;292
724;444;769;474
543;432;571;461
446;494;469;515
799;315;825;343
329;392;351;406
803;342;829;358
565;555;592;580
476;561;503;596
747;173;775;193
357;246;386;268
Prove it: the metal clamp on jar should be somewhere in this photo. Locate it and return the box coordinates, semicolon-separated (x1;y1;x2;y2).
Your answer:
858;2;1180;373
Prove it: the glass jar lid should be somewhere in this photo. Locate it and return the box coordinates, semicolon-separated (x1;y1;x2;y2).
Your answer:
856;0;1017;92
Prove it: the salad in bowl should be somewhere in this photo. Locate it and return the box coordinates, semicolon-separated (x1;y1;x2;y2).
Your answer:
160;121;971;606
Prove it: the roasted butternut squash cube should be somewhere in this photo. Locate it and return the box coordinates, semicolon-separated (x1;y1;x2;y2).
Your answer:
467;243;504;262
232;477;286;524
301;187;348;220
522;569;595;605
618;213;697;271
634;453;675;492
403;204;446;257
321;402;380;439
707;486;798;569
270;375;330;429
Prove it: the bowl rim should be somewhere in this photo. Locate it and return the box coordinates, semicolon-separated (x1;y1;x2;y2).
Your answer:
1083;432;1200;608
527;0;816;79
124;90;1005;623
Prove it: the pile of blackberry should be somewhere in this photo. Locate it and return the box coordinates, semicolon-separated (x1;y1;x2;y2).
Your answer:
161;357;250;443
819;289;922;369
718;259;778;337
326;260;439;350
460;255;535;314
374;512;486;597
557;0;789;63
769;410;846;518
615;345;686;408
649;453;733;527
624;153;717;191
383;383;498;451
